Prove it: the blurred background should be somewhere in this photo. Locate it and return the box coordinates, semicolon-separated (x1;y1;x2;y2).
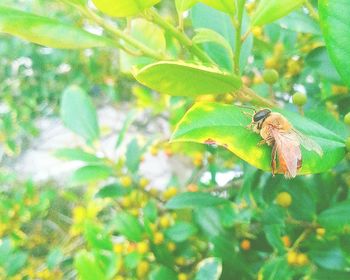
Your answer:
1;0;350;279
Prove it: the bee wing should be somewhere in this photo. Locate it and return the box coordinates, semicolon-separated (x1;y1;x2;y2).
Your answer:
291;128;323;156
270;128;301;178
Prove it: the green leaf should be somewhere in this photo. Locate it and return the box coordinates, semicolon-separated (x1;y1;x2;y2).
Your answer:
126;138;141;173
114;212;144;242
319;0;350;87
277;11;321;35
124;252;142;270
264;225;285;254
143;200;158;223
149;266;177;280
165;222;198;242
120;19;166;72
259;257;293;280
135;61;242;97
46;248;63;270
165;192;228;209
84;222;113;251
197;0;235;15
92;0;160;17
71;165;112;186
74;250;105;280
171;102;345;175
60;86;100;143
95;183;130;198
194;207;224;237
0;6;111;49
193;28;233;59
318;200;350;230
251;0;305;26
195;257;222;280
305;47;342;83
191;4;252;72
54;148;103;164
310;242;349;270
5;252;28;276
176;0;197;12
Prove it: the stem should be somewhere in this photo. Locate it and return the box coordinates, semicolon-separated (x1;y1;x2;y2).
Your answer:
241;29;251;43
233;0;245;75
146;9;215;64
74;5;166;60
291;228;311;251
305;0;319;22
236;86;276;108
269;85;275;101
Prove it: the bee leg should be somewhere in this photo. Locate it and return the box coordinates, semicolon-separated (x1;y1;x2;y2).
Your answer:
257;139;266;146
271;143;277;176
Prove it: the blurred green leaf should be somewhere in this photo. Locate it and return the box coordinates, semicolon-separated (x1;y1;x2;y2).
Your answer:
71;165;112;186
193;28;233;59
171;102;345;175
60;85;100;143
318;200;350;230
165;222;198;242
176;0;197;12
264;225;285;254
124;252;142;269
0;6;111;48
54;148;103;164
5;252;28;276
126;138;141;173
252;0;304;26
195;257;222;280
165;192;228;209
259;257;293;279
95;183;130;198
74;250;105;280
84;222;113;251
319;0;350;87
46;248;63;270
144;200;158;223
92;0;160;17
135;61;242;97
114;212;144;242
120;19;166;72
277;11;321;35
197;0;235;15
149;266;177;280
195;207;225;237
305;47;342;83
115;110;137;149
310;242;349;270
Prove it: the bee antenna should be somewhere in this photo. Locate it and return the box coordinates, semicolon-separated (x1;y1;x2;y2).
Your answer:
235;104;256;113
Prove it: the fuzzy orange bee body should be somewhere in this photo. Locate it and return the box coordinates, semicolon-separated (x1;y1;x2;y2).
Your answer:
249;109;322;178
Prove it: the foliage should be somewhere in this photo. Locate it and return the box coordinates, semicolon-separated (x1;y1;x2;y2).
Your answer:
1;0;350;279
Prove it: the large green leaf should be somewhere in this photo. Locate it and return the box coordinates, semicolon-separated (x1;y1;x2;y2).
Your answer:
318;200;350;230
92;0;160;17
74;250;105;280
191;4;252;72
319;0;350;87
195;257;222;280
251;0;305;26
165;222;198;242
135;61;242;97
60;86;100;143
197;0;235;15
171;102;345;175
165;192;228;209
54;148;104;164
114;212;144;242
71;165;112;186
0;6;111;49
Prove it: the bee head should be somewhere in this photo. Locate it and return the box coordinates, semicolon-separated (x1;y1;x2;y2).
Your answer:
253;109;271;129
253;109;271;122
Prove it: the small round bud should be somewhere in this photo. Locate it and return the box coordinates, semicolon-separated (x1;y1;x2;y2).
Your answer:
292;92;307;106
316;227;326;237
346;137;350;152
276;192;292;208
296;253;309;266
263;69;279;85
240;239;251;251
287;251;297;265
281;236;291;247
344;112;350;125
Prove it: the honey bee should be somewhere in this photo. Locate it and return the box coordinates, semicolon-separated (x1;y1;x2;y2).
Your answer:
249;108;323;178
